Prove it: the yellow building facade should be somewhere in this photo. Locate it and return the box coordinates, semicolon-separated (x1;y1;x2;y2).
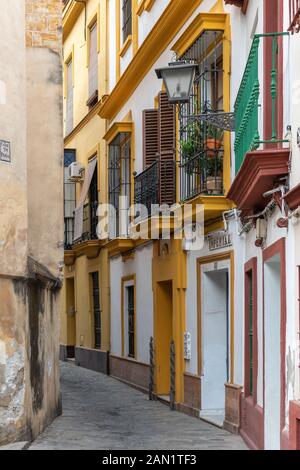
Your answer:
62;0;240;426
61;0;110;371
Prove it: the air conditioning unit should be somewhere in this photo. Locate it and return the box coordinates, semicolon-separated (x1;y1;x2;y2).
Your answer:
68;162;84;182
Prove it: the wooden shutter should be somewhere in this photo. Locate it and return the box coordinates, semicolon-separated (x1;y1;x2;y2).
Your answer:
158;92;176;206
158;91;176;159
143;109;158;168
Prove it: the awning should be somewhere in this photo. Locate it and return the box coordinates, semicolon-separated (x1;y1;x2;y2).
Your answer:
73;157;97;242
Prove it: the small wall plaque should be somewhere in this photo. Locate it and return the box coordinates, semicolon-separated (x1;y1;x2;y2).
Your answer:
0;140;11;163
184;331;192;361
209;233;232;252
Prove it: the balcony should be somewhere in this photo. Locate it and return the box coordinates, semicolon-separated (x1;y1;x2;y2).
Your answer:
134;159;176;219
228;32;290;216
70;202;103;259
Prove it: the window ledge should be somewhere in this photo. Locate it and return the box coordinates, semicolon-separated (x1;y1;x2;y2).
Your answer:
120;35;132;57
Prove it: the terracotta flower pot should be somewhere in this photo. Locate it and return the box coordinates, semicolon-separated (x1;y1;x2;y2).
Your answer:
205;138;222;158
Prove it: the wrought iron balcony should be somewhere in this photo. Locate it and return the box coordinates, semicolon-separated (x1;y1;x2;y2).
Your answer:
73;202;98;245
134;159;176;219
234;32;289;174
179;120;224;202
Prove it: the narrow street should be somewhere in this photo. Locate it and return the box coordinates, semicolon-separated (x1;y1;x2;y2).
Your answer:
29;363;247;451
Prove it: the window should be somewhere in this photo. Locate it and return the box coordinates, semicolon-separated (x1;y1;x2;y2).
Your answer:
245;259;257;399
127;285;135;358
64;149;76;248
88;21;98;106
65;59;73;135
82;161;98;241
91;272;101;350
108;133;131;238
122;0;132;44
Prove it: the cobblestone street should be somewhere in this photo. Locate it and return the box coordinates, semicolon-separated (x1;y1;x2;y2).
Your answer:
29;362;247;450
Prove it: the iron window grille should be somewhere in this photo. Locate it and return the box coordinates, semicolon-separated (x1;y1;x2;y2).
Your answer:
64;149;76;250
122;0;132;44
91;272;101;350
108;133;131;238
179;30;225;202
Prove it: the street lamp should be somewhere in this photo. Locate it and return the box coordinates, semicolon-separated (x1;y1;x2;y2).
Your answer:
155;60;235;131
155;61;198;104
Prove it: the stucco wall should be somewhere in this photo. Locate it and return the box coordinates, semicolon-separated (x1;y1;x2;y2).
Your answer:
0;0;63;445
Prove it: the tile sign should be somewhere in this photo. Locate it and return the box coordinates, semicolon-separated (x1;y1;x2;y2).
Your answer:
184;332;192;361
0;140;11;163
209;233;232;252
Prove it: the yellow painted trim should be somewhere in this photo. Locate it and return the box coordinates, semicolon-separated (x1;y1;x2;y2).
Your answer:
121;275;136;358
116;0;121;80
132;0;139;54
152;239;186;402
137;0;146;16
98;0;203;120
103;121;133;144
64;48;74;98
63;0;85;41
144;0;156;12
197;251;235;383
172;13;227;57
119;35;132;57
97;4;101;53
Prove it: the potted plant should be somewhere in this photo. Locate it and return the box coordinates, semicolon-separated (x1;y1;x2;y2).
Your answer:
180;121;203;175
205;123;224;158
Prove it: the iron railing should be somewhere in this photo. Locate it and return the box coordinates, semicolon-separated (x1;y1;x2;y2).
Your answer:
134;159;176;219
234;32;289;174
179;30;225;202
73;201;98;245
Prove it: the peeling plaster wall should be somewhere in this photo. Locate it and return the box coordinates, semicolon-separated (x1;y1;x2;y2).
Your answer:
0;0;63;445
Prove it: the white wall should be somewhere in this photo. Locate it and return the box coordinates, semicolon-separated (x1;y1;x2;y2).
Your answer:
110;243;153;363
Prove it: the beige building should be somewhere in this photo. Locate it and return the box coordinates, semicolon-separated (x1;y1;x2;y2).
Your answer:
0;0;63;445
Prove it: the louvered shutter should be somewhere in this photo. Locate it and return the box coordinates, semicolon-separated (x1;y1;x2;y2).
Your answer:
158;92;176;206
143;109;159;168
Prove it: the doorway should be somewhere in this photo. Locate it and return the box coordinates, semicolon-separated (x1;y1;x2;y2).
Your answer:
264;254;281;450
200;266;230;427
155;281;173;398
66;277;76;358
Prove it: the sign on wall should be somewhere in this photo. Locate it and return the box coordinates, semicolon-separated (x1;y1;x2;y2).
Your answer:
209;233;232;252
184;332;192;361
0;140;11;163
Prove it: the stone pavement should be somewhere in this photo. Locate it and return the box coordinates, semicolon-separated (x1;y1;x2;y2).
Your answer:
29;362;247;450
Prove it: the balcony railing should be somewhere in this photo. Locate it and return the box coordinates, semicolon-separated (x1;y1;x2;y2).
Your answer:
179;121;224;201
234;32;289;173
73;202;98;245
134;159;176;219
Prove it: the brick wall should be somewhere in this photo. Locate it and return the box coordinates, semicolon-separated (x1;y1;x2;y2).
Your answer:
25;0;62;53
